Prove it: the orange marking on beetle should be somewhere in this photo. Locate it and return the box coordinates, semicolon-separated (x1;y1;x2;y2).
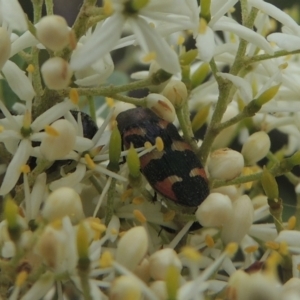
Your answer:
140;151;164;167
171;140;193;151
153;176;182;201
189;168;208;181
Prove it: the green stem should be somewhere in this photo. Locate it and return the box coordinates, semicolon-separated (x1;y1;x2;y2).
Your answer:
198;8;258;164
111;94;147;106
31;0;44;23
45;0;53;15
105;178;117;225
60;0;97;61
87;96;96;122
176;104;198;153
245;49;300;66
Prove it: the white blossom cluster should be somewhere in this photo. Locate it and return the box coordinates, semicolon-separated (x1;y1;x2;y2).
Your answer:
1;0;300;299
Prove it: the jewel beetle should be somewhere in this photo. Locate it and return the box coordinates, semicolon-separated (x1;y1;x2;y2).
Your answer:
116;107;209;207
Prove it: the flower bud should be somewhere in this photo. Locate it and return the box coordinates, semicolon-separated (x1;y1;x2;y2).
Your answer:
212;105;238;149
191;62;210;88
221;195;254;244
196;193;233;227
41;57;73;90
134;258;150;282
255;84;281;106
36;15;70;51
0;27;11;70
179;49;198;65
76;222;90;271
146;93;176;123
241;131;271;165
150;281;167;300
116;226;148;271
127;144;142;187
4;197;21;242
261;168;278;199
40;119;76;161
191;104;210;133
107;125;121;172
162;80;188;108
36;226;65;271
149;248;182;280
42;187;85;224
110;276;142;300
208;148;244;180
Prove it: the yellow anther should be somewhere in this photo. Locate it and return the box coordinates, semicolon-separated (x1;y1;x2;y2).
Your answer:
84;153;96;169
279;62;288;70
103;0;113;15
26;64;35;73
225;243;238;257
181;246;201;262
144;141;152;149
110;228;118;235
133;209;147;223
90;221;106;240
155;136;164;152
20;165;30;174
121;189;133;202
50;219;62;230
45;125;59;137
287;216;296;230
265;241;279;250
205;234;215;248
244;245;259;254
279;242;289;256
228;7;236;13
15;271;28;287
265;251;281;271
119;231;126;238
142;52;156;63
69;88;79;105
106;97;114;107
177;35;185;45
0;125;4;132
90;222;106;233
132;196;144;205
198;18;207;34
163;210;175;222
99;251;114;268
297;263;300;271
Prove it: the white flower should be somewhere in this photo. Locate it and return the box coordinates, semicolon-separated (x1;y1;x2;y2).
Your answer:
208;148;244;180
41;187;85;224
36;15;70;51
0;0;27;31
74;53;114;87
70;0;197;74
196;0;273;62
116;226;148;271
241;131;271;165
0;99;77;195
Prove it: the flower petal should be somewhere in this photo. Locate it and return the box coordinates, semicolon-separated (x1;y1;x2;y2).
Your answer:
0;139;32;195
70;14;124;70
0;0;27;31
212;16;274;55
2;60;36;101
129;17;180;74
267;33;300;51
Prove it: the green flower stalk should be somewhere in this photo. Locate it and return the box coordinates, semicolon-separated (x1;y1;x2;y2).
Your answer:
4;196;21;242
127;144;142;187
107;125;122;172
